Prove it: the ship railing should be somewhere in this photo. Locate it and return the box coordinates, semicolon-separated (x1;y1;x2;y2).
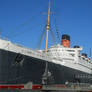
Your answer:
27;50;51;61
0;37;10;41
28;49;66;62
31;51;64;63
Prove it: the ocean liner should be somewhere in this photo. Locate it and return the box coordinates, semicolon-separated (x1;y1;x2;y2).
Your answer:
0;0;92;85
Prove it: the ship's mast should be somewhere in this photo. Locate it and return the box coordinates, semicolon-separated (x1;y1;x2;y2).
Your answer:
42;0;51;85
45;0;50;55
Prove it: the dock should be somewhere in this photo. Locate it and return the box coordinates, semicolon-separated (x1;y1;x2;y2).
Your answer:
0;82;92;92
32;83;92;92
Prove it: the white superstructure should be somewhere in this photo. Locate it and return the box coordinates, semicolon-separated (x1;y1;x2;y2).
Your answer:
0;37;92;74
47;44;92;74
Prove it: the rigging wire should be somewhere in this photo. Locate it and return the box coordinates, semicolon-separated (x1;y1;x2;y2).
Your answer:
37;24;56;50
6;4;48;39
90;48;92;60
7;13;41;39
50;27;56;45
37;26;46;50
55;18;61;43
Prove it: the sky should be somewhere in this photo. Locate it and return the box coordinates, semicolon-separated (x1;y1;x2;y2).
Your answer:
0;0;92;56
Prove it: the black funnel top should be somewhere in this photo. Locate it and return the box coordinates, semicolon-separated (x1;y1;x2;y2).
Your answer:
62;34;70;41
74;46;80;48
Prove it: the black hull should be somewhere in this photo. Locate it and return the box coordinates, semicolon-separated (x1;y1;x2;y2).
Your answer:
0;49;92;84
